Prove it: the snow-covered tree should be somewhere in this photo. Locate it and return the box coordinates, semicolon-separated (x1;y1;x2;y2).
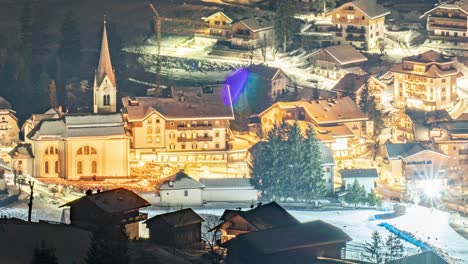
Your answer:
385;234;405;262
363;231;385;264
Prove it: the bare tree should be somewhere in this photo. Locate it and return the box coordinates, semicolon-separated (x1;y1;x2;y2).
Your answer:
200;214;224;264
260;35;268;63
247;43;255;65
28;180;35;222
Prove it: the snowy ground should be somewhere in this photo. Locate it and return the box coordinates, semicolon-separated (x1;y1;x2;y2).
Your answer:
0;202;466;262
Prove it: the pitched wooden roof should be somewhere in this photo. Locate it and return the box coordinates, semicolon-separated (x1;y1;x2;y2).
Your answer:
145;208;204;228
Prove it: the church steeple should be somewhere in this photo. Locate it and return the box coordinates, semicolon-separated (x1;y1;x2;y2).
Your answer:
93;15;117;114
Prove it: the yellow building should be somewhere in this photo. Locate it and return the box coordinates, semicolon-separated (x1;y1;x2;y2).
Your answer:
327;0;390;50
0;97;19;147
258;97;372;160
202;11;233;38
390;50;459;111
122;86;244;173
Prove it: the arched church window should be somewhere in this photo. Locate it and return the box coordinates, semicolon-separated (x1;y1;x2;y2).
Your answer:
77;146;97;155
45;146;58;155
106;95;111;106
103;95;108;106
45;161;49;174
55;161;59;173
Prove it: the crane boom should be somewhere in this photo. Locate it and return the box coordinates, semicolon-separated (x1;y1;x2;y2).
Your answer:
149;3;161;95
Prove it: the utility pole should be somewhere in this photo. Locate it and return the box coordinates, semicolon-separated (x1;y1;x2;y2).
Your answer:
27;180;34;222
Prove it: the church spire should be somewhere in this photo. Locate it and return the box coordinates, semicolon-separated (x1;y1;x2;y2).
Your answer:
96;15;116;87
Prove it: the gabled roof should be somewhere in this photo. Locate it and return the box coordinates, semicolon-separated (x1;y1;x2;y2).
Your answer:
61;188;150;214
405;50;455;64
230;202;299;230
122;86;234;121
332;73;369;94
306;44;368;66
385;142;448;160
200;178;254;189
95;19;116;88
0;158;11;171
388;250;448;264
340;169;378;178
260;97;368;125
247;64;285;80
9;143;34;159
422;2;468;17
0;97;12;110
145;208;204;228
158;171;205;191
202;11;233;23
349;0;391;19
225;220;352;254
235;16;274;32
27;113;126;140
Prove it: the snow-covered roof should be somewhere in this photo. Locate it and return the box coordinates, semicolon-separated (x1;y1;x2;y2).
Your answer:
122;86;234;121
158;171;204;190
199;178;254;189
305;44;368;66
234;16;274;32
27;113;126;140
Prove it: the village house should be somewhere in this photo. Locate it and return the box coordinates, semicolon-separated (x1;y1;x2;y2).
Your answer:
383;142;451;196
421;1;468;43
390;50;459;111
326;0;391;50
0;97;19;147
392;109;452;143
300;20;336;49
145;208;204;248
431;121;468;175
366;71;394;109
305;44;368;80
0;218;92;264
60;188;150;239
258;97;373;160
22;108;64;144
121;86;239;170
230;16;274;48
212;201;300;244
202;11;234;38
246;64;289;101
224;220;352;264
340;168;378;193
331;73;369;101
8;143;34;177
0;158;10;192
157;171;205;206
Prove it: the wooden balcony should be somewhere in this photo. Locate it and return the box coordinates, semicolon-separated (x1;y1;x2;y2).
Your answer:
428;24;467;32
428;15;467;23
459;149;468;155
328;26;342;32
121;213;147;224
346;27;365;33
337;18;365;25
345;34;365;41
232;33;251;40
428;33;468;42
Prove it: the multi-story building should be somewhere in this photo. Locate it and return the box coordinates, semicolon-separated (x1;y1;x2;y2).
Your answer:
327;0;390;50
422;1;468;43
230;17;274;48
122;86;238;170
258;97;373;160
390;50;459;111
201;11;234;38
0;97;19;147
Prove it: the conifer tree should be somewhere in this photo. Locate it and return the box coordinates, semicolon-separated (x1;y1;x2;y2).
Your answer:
274;0;297;52
30;241;58;264
20;0;33;59
49;80;57;108
59;10;81;82
363;231;384;264
34;67;51;112
86;227;129;264
385;234;405;262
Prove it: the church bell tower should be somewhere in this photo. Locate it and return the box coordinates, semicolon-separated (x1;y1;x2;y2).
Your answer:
93;16;117;114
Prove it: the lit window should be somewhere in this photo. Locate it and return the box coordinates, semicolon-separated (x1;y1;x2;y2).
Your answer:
92;161;97;174
204;143;208;149
181;144;186;149
77;161;83;174
155;136;161;143
147;127;153;134
45;161;49;174
192;132;197;138
147;136;153;143
215;131;220;137
169;144;175;150
215;143;220;149
148;118;152;125
55;161;59;173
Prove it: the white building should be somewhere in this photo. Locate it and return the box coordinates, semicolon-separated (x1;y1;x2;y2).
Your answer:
340;168;378;193
200;178;257;203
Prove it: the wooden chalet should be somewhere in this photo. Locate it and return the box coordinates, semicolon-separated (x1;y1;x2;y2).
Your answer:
212;201;300;244
224;220;352;264
60;188;150;239
145;208;204;248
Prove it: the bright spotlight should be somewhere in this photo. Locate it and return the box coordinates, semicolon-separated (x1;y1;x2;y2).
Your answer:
423;183;440;198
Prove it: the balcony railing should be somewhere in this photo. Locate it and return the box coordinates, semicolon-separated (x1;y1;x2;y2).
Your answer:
177;124;213;130
345;35;365;41
232;33;251;40
428;33;468;42
327;26;342;32
178;136;213;142
428;15;467;23
346;27;365;33
338;18;365;25
459;149;468;155
121;213;147;224
428;24;467;32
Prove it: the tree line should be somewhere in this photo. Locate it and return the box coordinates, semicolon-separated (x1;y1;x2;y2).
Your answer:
0;0;124;122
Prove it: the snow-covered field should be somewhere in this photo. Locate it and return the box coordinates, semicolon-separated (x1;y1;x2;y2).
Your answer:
1;203;466;263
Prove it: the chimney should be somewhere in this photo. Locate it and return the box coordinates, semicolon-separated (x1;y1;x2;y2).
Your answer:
58;105;62;113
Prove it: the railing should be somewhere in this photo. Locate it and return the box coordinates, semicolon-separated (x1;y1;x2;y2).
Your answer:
428;24;467;31
327;26;342;32
338;18;365;25
345;35;365;41
121;213;148;224
177;136;213;142
346;27;365;33
428;15;467;23
459;149;468;155
232;33;251;40
177;124;213;130
428;33;468;42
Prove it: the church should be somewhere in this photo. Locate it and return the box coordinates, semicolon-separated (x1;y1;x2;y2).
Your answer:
14;19;129;180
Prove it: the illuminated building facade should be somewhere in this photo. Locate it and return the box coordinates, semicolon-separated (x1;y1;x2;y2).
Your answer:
390;50;459;111
0;97;19;147
422;2;468;43
327;0;390;50
258;97;373;160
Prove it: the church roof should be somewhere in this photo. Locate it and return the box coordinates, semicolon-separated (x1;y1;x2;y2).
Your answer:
27;113;126;140
95;19;116;88
0;97;12;110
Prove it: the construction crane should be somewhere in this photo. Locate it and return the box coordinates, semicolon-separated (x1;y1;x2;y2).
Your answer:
148;3;162;96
